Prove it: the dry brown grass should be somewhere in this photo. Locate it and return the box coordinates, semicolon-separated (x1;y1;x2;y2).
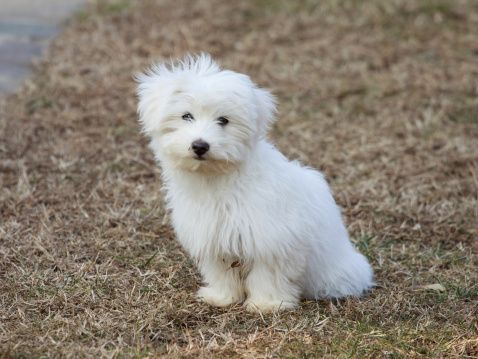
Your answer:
1;0;477;357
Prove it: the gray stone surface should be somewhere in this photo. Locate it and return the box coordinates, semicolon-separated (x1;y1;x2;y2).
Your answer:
0;0;86;94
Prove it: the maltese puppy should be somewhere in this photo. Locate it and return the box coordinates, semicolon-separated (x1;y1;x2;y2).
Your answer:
136;54;373;312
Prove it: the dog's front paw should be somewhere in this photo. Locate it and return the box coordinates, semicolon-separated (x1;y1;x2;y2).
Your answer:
244;299;297;313
197;286;243;307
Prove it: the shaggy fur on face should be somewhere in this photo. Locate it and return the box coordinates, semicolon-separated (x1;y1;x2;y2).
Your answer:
137;54;374;312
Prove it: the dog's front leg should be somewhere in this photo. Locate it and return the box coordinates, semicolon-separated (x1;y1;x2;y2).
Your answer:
196;257;245;307
244;261;302;312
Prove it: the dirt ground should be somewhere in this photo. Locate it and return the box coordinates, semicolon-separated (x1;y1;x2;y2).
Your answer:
1;0;477;357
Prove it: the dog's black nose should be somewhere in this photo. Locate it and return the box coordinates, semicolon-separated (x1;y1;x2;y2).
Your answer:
191;140;210;157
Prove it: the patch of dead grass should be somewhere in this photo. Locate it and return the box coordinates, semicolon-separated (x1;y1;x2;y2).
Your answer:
1;0;477;357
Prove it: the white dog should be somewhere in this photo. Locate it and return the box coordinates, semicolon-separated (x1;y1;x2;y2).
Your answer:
136;54;373;312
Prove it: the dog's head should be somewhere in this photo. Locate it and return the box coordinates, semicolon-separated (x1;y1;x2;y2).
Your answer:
136;54;276;173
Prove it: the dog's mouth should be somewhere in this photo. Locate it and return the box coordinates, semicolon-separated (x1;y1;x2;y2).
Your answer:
177;155;238;174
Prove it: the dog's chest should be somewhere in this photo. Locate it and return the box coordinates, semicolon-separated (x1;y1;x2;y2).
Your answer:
169;187;254;259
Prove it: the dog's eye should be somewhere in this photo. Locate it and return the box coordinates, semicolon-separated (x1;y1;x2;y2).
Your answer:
217;116;229;126
182;112;194;121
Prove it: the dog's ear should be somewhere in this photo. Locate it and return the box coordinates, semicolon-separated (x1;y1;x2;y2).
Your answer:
135;66;176;135
254;87;277;134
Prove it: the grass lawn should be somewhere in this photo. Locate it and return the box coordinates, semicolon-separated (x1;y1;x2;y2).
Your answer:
1;0;477;357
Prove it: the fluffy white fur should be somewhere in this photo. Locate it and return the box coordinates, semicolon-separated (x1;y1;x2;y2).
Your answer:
136;54;373;312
